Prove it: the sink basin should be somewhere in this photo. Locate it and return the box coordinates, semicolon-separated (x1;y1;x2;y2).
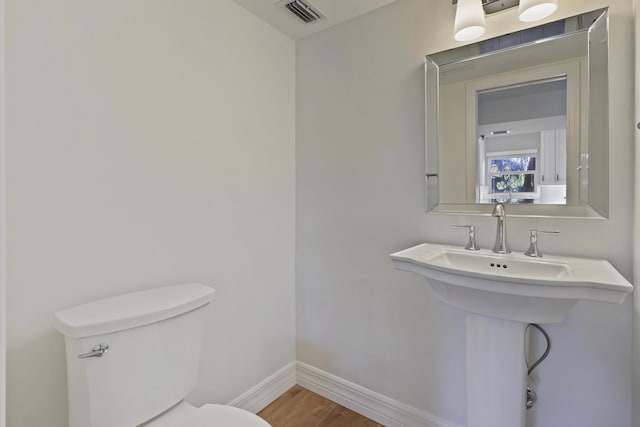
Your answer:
391;243;632;323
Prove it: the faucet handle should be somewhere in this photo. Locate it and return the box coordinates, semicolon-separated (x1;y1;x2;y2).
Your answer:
524;229;559;258
452;224;480;251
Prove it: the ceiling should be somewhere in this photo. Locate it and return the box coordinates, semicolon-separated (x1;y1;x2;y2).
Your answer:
233;0;399;40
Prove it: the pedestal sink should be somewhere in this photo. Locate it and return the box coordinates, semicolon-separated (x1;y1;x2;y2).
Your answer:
390;243;632;427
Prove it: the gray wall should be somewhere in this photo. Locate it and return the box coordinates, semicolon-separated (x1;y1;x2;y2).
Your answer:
6;1;296;426
296;0;634;425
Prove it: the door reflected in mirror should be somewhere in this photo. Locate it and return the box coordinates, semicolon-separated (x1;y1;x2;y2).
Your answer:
476;77;567;205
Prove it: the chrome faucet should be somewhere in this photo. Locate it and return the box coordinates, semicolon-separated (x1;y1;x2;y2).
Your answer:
491;202;510;254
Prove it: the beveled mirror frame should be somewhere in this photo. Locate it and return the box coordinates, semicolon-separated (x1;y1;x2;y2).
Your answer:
425;8;609;218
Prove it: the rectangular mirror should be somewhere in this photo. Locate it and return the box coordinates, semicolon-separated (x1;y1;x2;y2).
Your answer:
425;8;609;218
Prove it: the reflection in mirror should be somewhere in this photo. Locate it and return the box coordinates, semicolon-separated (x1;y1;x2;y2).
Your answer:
476;78;567;205
425;8;609;218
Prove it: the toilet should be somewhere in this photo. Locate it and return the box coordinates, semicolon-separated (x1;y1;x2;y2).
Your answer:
54;283;271;427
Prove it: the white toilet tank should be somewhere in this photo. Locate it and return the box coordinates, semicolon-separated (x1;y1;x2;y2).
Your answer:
54;283;215;427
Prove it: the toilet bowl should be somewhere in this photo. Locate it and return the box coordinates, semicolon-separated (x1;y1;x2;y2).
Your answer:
54;283;271;427
143;402;270;427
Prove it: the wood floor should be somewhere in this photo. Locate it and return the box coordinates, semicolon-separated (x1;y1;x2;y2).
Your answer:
258;385;384;427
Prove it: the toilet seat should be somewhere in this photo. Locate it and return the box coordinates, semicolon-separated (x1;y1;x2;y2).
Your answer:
144;402;271;427
194;405;271;426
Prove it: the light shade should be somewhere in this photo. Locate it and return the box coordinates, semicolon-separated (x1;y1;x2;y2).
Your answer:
518;0;558;22
454;0;486;42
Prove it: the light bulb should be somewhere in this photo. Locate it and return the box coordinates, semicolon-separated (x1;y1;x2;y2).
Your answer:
454;0;486;42
518;0;558;22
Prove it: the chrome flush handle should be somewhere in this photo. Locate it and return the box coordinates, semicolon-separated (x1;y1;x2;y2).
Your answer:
78;343;110;359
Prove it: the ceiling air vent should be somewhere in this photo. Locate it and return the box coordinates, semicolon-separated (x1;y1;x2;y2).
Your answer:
279;0;326;24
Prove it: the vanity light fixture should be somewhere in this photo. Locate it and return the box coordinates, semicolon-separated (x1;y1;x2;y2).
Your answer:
452;0;559;41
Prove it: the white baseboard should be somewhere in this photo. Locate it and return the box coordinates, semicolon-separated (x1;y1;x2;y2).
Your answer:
228;362;297;414
227;361;459;427
296;361;460;427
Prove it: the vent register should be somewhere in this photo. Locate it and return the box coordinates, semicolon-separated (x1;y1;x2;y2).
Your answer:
278;0;326;23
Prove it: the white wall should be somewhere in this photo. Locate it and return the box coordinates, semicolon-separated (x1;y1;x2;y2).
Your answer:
633;0;640;424
296;1;634;426
5;1;295;426
0;0;5;425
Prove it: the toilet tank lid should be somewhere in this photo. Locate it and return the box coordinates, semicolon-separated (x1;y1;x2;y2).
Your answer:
54;283;215;338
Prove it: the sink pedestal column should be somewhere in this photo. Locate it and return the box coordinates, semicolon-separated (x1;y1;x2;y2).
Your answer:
466;313;527;427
